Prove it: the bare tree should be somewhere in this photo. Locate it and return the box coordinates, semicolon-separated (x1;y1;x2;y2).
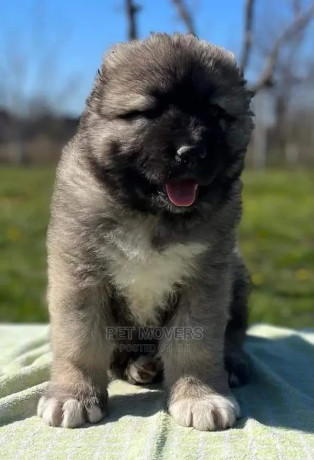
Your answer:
171;0;196;35
247;2;314;94
170;0;314;95
242;0;314;168
125;0;141;40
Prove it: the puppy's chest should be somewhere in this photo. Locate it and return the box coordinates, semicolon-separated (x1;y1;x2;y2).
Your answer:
106;226;207;325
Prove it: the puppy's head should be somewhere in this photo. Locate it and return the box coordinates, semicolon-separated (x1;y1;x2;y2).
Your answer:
83;33;253;214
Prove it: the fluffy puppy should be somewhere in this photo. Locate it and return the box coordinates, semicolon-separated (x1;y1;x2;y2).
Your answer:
38;33;253;431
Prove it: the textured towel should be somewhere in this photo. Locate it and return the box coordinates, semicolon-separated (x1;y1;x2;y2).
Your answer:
0;324;314;460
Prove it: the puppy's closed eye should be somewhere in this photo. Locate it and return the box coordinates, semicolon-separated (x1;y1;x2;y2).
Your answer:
207;104;235;122
118;105;164;121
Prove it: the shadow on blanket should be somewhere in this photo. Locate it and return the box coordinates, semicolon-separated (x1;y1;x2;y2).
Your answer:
235;334;314;433
90;334;314;434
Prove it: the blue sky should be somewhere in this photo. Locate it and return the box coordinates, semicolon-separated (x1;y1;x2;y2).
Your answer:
0;0;313;115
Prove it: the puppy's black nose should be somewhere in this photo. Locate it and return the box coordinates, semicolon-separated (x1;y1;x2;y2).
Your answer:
176;145;206;163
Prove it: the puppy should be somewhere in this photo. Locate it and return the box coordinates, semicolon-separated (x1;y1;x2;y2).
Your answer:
38;33;253;431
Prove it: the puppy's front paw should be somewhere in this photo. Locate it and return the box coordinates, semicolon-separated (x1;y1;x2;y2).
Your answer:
37;393;107;428
168;393;240;431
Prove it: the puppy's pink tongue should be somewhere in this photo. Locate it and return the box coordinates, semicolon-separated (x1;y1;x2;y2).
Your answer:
166;179;198;207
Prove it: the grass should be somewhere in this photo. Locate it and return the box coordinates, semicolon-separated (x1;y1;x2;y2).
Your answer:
0;167;313;327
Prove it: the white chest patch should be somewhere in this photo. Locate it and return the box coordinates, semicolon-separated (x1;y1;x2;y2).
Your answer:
105;221;207;325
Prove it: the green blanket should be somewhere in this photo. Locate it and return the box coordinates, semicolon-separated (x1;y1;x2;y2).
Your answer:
0;324;313;460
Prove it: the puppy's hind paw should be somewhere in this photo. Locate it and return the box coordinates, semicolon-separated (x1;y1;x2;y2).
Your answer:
37;395;106;428
225;349;251;388
125;355;162;385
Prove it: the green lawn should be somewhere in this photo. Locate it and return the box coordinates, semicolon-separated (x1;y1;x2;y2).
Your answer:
0;167;313;327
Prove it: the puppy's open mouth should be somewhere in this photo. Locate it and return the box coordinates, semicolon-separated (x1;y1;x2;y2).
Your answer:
166;179;198;207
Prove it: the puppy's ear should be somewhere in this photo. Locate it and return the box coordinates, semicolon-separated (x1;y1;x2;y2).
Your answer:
86;64;108;113
86;43;128;114
226;50;236;62
240;76;254;103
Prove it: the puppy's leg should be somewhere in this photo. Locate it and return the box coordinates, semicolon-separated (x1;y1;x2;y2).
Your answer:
225;255;251;387
38;281;114;428
161;277;240;431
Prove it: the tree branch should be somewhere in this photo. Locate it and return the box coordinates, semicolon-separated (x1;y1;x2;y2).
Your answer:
292;0;302;18
171;0;196;35
125;0;140;41
249;3;314;94
239;0;255;72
